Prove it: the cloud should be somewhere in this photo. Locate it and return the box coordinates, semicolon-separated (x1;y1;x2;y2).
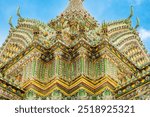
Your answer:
139;28;150;41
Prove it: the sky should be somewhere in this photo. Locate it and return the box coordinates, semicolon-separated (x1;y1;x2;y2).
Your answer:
0;0;150;53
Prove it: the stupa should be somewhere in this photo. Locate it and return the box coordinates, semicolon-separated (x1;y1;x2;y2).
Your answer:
0;0;149;100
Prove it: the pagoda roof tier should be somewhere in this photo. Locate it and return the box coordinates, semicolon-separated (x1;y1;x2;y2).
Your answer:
0;0;149;69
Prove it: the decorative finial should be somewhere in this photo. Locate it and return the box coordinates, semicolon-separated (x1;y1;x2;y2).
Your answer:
128;6;134;19
135;17;140;29
9;16;14;28
69;0;84;2
65;0;85;12
101;21;108;39
17;6;22;18
102;20;107;28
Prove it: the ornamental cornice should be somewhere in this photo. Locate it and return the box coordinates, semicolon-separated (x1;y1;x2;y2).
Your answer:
1;38;140;75
22;75;118;97
4;48;42;75
0;79;24;99
115;74;150;99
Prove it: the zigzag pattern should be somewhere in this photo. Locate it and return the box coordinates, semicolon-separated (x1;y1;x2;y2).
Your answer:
23;76;118;97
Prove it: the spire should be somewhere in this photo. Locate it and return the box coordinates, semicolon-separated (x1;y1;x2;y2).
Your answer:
128;6;134;19
65;0;85;12
135;17;140;29
9;16;14;28
17;6;22;18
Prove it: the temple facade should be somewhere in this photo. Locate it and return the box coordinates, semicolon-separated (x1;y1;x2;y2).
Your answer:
0;0;150;100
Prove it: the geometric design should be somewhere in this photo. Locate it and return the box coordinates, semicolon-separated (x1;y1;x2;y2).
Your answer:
0;0;149;100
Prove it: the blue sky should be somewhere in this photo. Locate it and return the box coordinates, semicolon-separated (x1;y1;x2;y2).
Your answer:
0;0;150;53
